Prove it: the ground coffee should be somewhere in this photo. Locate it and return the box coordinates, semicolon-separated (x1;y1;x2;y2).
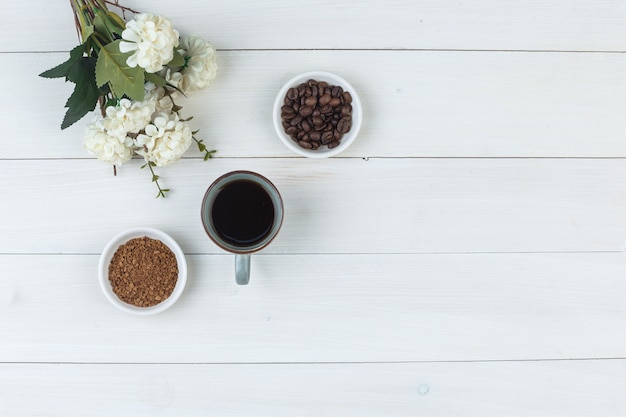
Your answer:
108;236;178;307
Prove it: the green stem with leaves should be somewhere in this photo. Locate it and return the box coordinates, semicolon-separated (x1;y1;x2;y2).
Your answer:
142;161;170;198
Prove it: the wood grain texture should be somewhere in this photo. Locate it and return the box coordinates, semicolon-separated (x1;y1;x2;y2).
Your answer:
1;158;624;254
1;361;625;417
0;253;624;363
3;0;626;52
4;51;626;158
1;0;625;415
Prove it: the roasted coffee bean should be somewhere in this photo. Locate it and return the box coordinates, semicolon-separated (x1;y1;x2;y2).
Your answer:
280;78;355;151
337;117;351;133
290;115;303;126
310;131;322;142
312;117;324;127
299;106;313;117
287;88;298;100
320;104;333;114
319;93;332;106
321;131;334;144
304;96;318;107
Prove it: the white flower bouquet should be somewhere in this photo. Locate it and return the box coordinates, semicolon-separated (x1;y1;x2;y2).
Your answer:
40;0;218;197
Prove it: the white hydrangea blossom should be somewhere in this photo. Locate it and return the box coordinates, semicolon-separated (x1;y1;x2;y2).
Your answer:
103;98;155;137
144;82;180;115
135;112;192;166
177;35;218;92
119;13;180;73
83;119;135;166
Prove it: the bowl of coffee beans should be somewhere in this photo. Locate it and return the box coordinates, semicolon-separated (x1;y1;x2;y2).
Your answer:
98;227;188;315
273;71;362;157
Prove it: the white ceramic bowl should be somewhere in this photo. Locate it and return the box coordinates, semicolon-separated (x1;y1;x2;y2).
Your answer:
98;227;187;315
273;70;362;158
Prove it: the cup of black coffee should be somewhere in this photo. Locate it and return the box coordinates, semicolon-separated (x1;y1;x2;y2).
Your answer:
201;171;284;285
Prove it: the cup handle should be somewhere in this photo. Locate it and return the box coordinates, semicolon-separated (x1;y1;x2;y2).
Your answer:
235;254;251;285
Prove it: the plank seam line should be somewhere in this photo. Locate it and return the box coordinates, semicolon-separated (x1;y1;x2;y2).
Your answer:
3;49;626;54
1;357;625;366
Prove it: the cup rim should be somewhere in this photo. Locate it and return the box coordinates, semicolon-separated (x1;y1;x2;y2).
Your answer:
201;170;284;254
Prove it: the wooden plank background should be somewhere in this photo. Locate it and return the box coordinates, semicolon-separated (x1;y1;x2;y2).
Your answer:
0;0;624;416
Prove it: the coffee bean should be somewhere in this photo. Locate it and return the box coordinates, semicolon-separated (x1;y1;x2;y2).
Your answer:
312;117;324;127
290;115;303;126
337;117;351;133
320;104;333;114
280;78;355;151
321;131;334;144
319;93;332;106
299;106;313;117
310;131;321;142
287;88;298;100
304;96;318;107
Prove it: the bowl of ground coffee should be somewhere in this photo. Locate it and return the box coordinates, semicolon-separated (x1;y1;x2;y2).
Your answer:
273;70;362;158
98;227;187;315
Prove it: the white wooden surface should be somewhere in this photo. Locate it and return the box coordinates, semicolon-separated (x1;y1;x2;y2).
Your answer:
1;1;625;416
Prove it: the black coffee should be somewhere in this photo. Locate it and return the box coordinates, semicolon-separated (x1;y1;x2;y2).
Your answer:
211;179;275;247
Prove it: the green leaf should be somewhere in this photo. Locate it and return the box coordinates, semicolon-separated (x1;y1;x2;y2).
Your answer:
93;9;125;42
169;49;185;68
106;11;127;31
81;24;95;44
145;72;167;87
61;57;100;129
39;44;85;79
95;39;145;101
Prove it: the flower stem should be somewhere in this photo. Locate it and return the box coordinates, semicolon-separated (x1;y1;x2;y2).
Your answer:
144;162;170;198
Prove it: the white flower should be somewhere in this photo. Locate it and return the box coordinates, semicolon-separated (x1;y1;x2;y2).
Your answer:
176;35;218;92
103;98;155;137
144;82;180;115
135;112;192;166
119;13;179;73
83;119;135;166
